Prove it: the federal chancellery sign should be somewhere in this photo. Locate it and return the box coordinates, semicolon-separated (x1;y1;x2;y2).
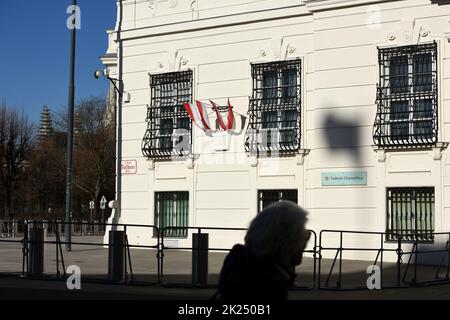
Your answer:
321;172;367;186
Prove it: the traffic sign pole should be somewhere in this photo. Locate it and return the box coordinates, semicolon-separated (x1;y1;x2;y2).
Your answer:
89;200;95;235
100;196;107;232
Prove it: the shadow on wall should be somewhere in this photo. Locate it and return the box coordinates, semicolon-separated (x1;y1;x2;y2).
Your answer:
321;113;364;165
320;112;370;233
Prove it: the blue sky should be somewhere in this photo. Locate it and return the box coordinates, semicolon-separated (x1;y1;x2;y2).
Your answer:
0;0;116;124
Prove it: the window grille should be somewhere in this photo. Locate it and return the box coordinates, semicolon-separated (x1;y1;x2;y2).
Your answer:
386;187;434;242
373;42;438;148
245;59;301;154
142;70;193;158
155;192;189;238
258;189;298;212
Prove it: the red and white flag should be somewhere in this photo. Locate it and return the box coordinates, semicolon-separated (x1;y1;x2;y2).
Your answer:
183;100;211;131
210;99;234;131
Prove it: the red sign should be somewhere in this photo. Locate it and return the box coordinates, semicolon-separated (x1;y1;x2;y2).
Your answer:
121;160;137;174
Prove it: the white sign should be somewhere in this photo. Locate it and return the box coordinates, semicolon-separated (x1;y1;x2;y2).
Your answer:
89;201;95;210
100;196;107;210
121;160;137;174
213;131;231;151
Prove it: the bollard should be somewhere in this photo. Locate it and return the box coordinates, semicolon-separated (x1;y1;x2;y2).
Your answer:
28;226;45;277
108;230;126;282
192;233;209;286
13;220;18;238
58;221;62;236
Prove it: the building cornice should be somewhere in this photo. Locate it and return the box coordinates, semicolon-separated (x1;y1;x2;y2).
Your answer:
119;4;311;41
304;0;400;12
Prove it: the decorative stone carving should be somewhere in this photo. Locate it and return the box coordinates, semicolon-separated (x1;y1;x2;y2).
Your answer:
270;37;283;59
432;142;449;161
296;149;310;166
420;29;429;37
372;147;386;162
249;156;258;167
168;0;178;8
148;0;178;16
403;31;411;42
147;159;155;171
186;156;195;169
149;0;157;16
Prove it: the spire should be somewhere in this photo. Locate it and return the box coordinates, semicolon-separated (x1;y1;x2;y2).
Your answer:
38;105;53;141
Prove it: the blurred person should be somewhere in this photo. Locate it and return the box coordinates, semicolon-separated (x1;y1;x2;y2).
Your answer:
216;201;310;301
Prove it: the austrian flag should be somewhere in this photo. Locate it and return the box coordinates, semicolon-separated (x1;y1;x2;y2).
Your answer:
183;100;234;132
183;100;211;131
210;99;234;131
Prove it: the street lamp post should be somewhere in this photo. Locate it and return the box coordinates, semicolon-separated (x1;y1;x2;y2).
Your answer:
94;69;123;232
65;0;77;251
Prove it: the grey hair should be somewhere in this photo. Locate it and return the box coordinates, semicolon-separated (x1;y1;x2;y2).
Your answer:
245;201;308;267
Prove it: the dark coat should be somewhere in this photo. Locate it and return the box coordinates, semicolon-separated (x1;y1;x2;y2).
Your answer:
217;244;296;301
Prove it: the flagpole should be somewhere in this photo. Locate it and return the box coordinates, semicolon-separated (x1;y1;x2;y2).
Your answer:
65;0;77;252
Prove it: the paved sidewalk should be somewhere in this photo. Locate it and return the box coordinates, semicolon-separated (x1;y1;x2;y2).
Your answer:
1;236;450;299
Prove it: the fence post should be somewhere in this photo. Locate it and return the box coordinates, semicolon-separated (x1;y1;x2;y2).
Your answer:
28;224;45;277
108;230;126;282
58;220;62;237
396;237;402;287
192;232;209;286
13;219;18;238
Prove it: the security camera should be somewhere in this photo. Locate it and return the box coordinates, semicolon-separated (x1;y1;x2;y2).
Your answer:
94;69;110;79
94;70;102;79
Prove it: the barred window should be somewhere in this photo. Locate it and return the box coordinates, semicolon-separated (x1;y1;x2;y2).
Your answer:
142;70;193;158
386;187;434;242
155;192;189;238
374;42;438;148
258;189;298;212
245;59;301;154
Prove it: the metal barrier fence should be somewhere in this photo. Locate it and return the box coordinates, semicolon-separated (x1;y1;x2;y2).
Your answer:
159;227;317;290
159;226;246;288
2;223;450;291
0;219;106;238
318;230;450;290
0;220;160;283
0;220;21;238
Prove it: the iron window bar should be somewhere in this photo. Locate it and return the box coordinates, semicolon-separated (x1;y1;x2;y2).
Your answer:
142;70;193;158
386;187;435;242
154;192;189;238
245;59;302;155
258;189;298;212
373;42;438;149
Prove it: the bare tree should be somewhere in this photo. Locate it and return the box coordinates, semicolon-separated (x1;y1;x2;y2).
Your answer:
55;96;115;220
0;102;34;219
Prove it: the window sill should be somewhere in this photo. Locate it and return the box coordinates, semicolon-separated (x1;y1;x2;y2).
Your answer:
372;142;449;162
384;239;435;245
146;154;195;170
249;148;310;166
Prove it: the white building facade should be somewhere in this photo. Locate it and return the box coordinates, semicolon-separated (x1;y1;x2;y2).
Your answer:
103;0;450;261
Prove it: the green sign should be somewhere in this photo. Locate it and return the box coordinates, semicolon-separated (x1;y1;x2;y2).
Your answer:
321;171;367;186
